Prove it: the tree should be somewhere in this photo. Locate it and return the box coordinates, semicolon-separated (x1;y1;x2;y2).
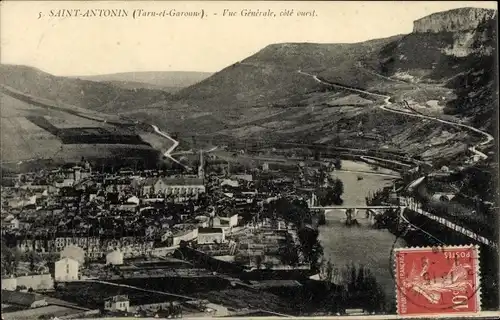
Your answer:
333;158;342;170
269;197;311;227
298;227;323;271
342;264;386;313
25;251;41;273
254;255;264;269
320;258;335;284
83;256;91;268
278;242;300;266
317;178;344;206
1;243;20;276
331;178;344;195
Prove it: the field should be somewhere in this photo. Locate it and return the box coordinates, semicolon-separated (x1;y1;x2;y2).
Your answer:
2;305;82;320
0;88;161;166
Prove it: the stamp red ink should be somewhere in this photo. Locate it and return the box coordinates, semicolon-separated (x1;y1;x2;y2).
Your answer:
394;245;481;316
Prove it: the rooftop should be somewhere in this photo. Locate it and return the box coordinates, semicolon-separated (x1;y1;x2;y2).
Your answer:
198;227;224;234
160;177;204;186
106;295;129;303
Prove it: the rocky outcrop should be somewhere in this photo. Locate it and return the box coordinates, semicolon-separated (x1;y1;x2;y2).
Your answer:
413;7;496;33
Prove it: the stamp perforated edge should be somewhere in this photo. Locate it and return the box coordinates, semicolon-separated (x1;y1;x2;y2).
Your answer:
393;244;482;317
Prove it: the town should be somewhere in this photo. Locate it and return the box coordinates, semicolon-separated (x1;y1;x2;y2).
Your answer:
2;141;498;319
2;147;365;319
1;2;498;319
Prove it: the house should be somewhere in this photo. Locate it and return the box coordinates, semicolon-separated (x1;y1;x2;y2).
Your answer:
18;221;32;230
104;177;132;193
197;227;225;244
194;215;210;227
104;295;130;312
221;179;239;188
106;249;124;265
54;257;79;282
1;290;48;308
231;174;253;182
219;213;238;228
165;229;199;247
431;193;456;202
54;178;75;188
4;217;19;230
111;203;138;213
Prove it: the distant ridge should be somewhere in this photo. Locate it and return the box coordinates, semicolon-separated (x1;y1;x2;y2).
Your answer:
76;71;212;92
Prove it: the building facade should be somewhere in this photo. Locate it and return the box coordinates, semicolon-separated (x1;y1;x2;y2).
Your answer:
105;295;130;312
198;228;225;244
54;257;79;282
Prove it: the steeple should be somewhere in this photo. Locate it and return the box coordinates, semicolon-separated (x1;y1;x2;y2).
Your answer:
198;149;204;179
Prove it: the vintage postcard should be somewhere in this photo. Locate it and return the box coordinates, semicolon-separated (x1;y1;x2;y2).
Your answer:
0;1;498;319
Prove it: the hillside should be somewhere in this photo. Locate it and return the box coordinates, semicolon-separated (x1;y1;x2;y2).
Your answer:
0;85;162;171
0;64;171;113
173;37;403;113
122;7;496;165
375;9;497;133
77;71;212;93
2;8;496;168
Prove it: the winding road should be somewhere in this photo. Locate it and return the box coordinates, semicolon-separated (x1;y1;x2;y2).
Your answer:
297;70;493;161
298;69;497;248
149;124;187;168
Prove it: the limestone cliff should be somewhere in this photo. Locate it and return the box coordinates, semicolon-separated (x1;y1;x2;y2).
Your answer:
413;7;496;33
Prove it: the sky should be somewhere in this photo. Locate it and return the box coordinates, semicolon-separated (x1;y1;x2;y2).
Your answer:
1;1;497;76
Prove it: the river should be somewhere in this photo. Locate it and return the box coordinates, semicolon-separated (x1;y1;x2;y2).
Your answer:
318;160;406;308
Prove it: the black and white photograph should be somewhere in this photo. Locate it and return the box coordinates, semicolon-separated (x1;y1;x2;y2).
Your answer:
0;1;498;319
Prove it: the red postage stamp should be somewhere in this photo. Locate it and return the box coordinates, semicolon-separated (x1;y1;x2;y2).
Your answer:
394;245;481;316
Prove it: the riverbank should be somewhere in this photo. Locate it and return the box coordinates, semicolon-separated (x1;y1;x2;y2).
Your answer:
319;160;405;310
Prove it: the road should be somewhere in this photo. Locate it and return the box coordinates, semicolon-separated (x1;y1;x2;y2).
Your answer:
150;124;187;168
298;69;497;248
399;197;496;247
297;70;493;162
